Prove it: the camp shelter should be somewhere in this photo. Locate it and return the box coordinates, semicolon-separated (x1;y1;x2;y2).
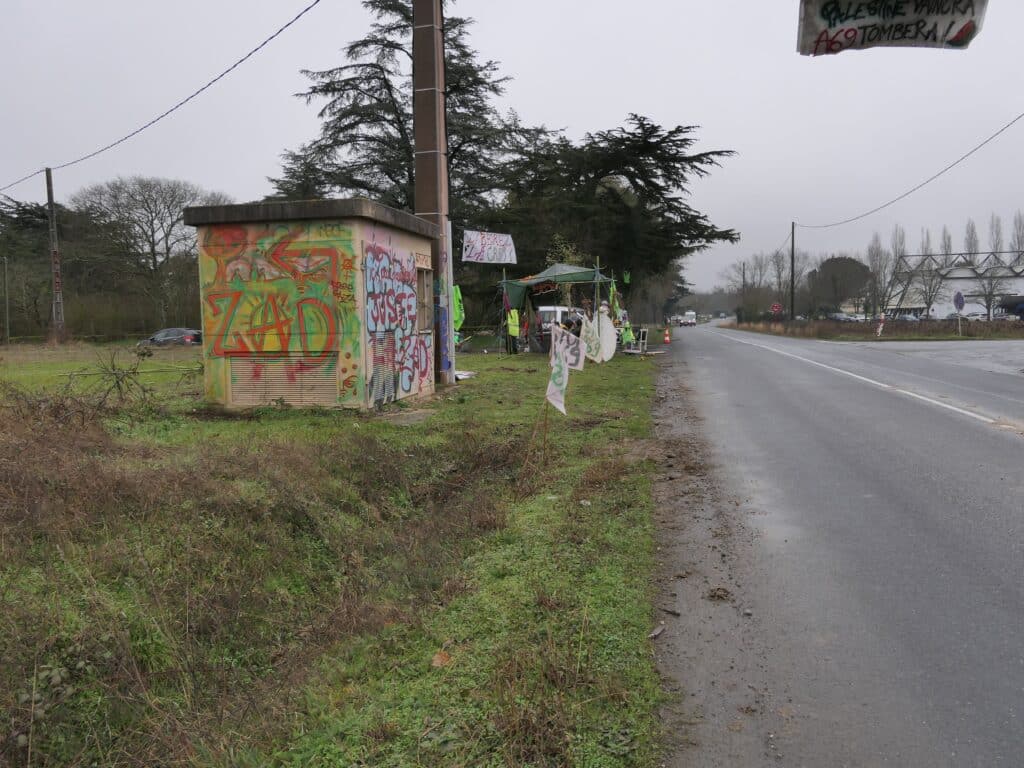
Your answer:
500;263;617;354
184;198;439;409
499;263;613;310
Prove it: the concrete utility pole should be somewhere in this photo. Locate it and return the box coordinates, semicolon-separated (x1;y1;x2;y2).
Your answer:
412;0;455;385
45;168;65;342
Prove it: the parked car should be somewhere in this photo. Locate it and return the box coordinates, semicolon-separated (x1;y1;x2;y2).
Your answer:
827;312;856;322
138;328;203;346
894;313;919;322
964;312;988;322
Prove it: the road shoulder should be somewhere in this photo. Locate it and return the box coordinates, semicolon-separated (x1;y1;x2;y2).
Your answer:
652;354;786;766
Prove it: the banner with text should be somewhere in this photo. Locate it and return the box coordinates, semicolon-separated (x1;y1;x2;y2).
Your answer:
462;230;517;264
546;325;584;415
798;1;988;56
550;323;585;372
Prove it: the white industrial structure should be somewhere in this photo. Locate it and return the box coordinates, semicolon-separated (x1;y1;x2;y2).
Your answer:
889;250;1024;318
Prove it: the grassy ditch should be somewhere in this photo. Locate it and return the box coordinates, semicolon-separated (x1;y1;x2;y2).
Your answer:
733;318;1024;341
0;348;660;767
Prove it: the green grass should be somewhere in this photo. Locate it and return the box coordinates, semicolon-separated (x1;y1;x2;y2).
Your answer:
0;342;202;391
0;346;661;767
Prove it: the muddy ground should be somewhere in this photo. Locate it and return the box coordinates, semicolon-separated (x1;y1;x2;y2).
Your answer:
652;355;793;767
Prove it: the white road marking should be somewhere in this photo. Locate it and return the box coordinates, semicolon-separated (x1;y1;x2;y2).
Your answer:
714;331;997;425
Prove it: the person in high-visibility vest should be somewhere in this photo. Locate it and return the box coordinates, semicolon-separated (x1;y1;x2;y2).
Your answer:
506;308;519;354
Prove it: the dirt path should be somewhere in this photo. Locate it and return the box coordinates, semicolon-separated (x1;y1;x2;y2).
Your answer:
652;355;791;766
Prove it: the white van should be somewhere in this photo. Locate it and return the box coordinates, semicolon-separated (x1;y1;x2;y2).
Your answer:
537;305;583;331
682;311;697;327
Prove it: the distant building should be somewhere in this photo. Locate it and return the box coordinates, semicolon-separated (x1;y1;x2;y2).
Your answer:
890;251;1024;317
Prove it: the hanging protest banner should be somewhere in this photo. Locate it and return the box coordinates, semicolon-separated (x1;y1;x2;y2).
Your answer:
550;323;585;372
546;326;579;414
462;230;517;264
546;347;569;415
798;0;988;56
581;315;603;363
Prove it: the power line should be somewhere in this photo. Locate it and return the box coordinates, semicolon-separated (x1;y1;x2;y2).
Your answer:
771;230;792;255
0;169;45;194
0;0;323;194
797;106;1024;230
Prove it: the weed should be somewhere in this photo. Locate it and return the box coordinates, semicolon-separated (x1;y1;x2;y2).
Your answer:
1;351;662;767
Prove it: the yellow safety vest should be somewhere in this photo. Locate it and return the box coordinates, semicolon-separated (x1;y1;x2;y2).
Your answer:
507;309;520;337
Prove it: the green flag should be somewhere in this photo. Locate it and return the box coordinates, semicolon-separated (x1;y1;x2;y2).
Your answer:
452;285;465;331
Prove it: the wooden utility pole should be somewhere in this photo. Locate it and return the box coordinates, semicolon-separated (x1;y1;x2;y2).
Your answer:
45;168;65;342
2;255;9;345
412;0;455;385
790;221;796;320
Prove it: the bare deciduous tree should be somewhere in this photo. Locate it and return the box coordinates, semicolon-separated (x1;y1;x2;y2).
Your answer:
866;232;894;316
940;225;954;266
890;224;907;265
964;218;979;262
748;252;770;292
70;176;229;324
719;253;774;317
770;249;788;302
974;270;1010;320
989;214;1004;252
1011;211;1024;264
915;228;945;318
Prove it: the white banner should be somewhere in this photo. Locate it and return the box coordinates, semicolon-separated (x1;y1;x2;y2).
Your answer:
461;230;517;264
550;323;585;372
798;0;988;56
545;326;575;414
581;315;602;363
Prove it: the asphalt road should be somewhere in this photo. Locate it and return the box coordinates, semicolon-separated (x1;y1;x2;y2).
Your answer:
663;326;1024;767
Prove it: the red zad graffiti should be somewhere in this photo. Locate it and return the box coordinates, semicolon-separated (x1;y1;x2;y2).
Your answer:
201;224;358;393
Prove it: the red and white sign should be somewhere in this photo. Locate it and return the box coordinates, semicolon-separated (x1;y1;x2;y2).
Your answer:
771;302;783;315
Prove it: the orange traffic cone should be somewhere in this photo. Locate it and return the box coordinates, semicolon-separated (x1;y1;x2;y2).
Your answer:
663;327;671;344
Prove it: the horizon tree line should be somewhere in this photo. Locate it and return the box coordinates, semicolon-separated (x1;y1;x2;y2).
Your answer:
713;211;1024;320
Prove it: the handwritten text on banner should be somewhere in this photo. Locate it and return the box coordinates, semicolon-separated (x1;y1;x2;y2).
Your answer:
798;1;988;56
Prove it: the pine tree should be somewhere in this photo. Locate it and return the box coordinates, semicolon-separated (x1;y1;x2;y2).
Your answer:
271;0;540;229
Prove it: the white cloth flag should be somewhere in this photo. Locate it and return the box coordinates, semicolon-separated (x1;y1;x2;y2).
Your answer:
581;315;602;363
550;323;585;372
546;325;580;414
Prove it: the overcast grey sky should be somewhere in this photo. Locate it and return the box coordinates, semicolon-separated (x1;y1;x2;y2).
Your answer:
3;1;1022;290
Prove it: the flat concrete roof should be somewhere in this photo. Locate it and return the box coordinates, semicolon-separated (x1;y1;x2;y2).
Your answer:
183;197;439;239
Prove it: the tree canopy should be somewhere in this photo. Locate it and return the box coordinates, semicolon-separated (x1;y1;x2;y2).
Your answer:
807;256;871;312
273;0;737;312
0;176;227;339
270;0;540;229
488;115;738;278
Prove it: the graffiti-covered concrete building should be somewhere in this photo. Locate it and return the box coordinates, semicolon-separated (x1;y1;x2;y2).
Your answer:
183;199;437;409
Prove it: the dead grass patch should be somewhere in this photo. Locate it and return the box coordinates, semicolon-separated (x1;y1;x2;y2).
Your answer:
0;382;524;766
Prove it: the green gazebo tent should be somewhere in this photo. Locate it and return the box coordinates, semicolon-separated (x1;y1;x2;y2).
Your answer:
499;263;613;309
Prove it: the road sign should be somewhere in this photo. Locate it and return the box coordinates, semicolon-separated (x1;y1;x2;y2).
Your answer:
954;291;965;312
770;302;783;315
